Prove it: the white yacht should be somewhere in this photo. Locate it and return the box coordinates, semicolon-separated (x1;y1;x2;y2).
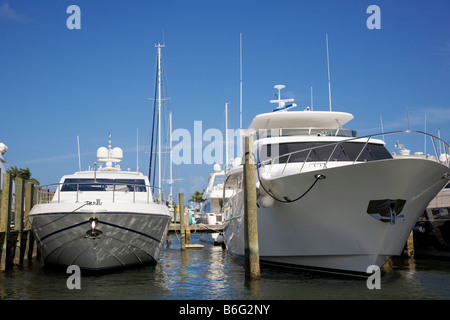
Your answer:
28;136;171;272
197;164;234;244
223;85;450;276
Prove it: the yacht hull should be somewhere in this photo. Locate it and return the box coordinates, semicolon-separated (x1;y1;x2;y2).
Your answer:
224;158;450;276
29;203;171;271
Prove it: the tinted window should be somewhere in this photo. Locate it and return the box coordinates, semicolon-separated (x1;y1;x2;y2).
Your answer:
61;178;146;192
259;141;392;163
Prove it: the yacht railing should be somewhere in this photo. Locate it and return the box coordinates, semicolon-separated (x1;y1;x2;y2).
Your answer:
257;130;450;175
37;182;167;205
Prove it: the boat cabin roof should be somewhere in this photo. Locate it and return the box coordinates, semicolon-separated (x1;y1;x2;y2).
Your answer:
248;110;354;131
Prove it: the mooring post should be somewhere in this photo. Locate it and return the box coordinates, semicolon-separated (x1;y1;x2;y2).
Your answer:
243;135;260;279
179;193;186;250
0;173;12;269
0;173;14;270
14;178;27;265
24;182;35;263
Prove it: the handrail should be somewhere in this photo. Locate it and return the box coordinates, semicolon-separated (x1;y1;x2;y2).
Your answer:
37;181;167;205
257;130;450;174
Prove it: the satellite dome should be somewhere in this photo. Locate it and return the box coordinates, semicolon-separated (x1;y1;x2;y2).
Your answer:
97;147;108;161
111;147;123;161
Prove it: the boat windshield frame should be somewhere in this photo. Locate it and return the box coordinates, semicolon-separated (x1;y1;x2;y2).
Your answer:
255;128;358;139
36;180;167;205
257;130;450;172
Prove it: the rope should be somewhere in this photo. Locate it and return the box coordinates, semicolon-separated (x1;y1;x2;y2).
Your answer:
256;160;325;203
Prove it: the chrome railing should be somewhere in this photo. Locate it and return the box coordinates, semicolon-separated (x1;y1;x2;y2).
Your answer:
37;182;167;205
257;130;450;175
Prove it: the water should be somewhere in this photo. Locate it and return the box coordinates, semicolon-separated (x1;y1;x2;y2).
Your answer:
1;234;450;301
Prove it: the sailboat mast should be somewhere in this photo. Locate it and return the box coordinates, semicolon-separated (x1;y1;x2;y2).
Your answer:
240;33;243;130
225;102;229;171
169;111;173;203
156;43;164;194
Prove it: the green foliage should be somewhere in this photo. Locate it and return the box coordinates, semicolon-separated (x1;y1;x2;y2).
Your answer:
6;166;40;185
190;190;205;204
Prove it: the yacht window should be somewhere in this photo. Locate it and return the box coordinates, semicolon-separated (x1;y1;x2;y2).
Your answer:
60;178;147;192
259;141;392;163
202;201;212;212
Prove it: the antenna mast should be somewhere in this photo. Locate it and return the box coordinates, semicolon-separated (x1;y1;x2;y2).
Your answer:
326;33;332;112
77;135;81;171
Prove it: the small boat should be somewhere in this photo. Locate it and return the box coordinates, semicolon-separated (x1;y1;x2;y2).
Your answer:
197;164;234;245
28;136;171;272
222;84;450;276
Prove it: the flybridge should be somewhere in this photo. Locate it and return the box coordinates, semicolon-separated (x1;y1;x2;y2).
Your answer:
249;85;354;132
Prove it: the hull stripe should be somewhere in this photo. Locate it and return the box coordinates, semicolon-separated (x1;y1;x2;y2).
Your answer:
39;218;170;243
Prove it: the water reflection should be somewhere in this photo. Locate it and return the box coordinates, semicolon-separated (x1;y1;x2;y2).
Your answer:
1;234;449;300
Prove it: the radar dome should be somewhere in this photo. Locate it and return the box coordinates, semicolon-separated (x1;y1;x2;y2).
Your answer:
111;147;123;161
97;147;109;161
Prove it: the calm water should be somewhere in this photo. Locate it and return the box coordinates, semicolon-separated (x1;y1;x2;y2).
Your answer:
1;233;450;301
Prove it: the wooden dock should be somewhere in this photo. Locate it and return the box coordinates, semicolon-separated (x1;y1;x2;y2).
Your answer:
168;223;225;234
1;173;39;271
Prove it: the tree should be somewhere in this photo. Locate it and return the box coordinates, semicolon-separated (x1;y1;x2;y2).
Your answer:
190;190;205;204
7;166;40;185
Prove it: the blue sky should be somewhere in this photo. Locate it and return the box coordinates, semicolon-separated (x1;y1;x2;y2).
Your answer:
1;0;450;203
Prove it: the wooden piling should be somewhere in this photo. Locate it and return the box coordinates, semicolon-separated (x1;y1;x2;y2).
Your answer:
1;173;14;270
0;175;39;270
179;193;186;250
14;178;28;265
0;173;12;234
243;135;260;280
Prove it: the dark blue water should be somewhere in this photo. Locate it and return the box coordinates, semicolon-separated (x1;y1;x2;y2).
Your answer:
1;233;450;300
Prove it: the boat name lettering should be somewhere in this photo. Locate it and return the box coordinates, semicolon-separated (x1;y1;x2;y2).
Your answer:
84;199;102;206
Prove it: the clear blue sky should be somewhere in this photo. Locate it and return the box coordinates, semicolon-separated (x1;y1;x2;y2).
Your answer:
1;0;450;203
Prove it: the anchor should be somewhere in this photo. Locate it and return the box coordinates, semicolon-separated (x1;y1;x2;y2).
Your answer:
366;199;406;225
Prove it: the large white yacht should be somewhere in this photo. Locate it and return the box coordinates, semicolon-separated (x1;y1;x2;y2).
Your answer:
223;85;450;276
28;136;171;272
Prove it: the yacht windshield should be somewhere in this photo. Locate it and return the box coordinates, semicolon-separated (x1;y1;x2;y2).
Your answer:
259;141;393;163
60;178;147;192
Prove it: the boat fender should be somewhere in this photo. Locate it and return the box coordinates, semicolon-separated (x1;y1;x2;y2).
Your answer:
216;233;225;244
259;194;275;208
256;178;275;208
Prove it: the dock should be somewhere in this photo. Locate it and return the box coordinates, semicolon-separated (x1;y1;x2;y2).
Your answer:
168;223;225;234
